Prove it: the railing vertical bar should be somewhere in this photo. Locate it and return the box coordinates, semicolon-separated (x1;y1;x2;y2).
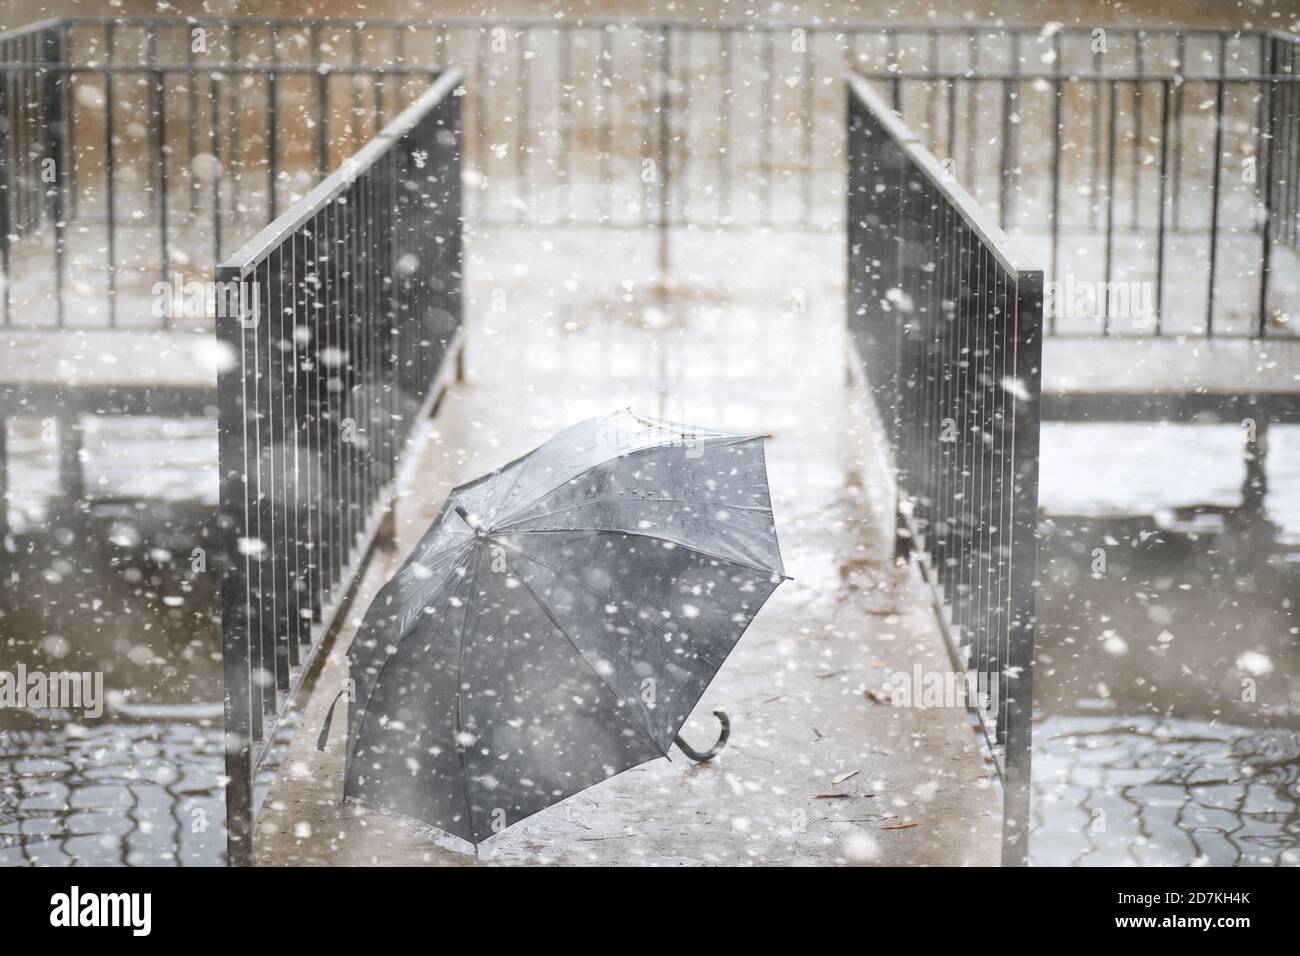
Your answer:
249;250;269;711
1102;79;1117;335
1131;31;1145;229
306;209;324;625
1284;40;1294;251
926;29;939;139
1154;80;1170;334
345;26;359;148
1206;59;1226;337
0;64;8;326
209;72;222;266
474;26;488;223
354;175;369;529
380;144;393;480
968;36;979;200
154;69;168;298
1283;41;1295;249
1258;70;1277;337
998;76;1013;230
676;28;690;227
266;68;279;222
19;34;32;234
364;167;379;513
270;239;291;693
887;28;899;111
944;195;961;618
559;25;572;223
342;181;358;556
974;248;993;686
1090;44;1103;231
186;29;199;219
988;262;1007;752
1049;45;1062;297
61;22;77;222
1256;33;1269;208
286;228;304;663
228;26;241;216
316;70;329;180
99;53;115;325
324;196;340;595
516;26;529;222
43;34;67;327
1007;33;1020;227
760;27;773;226
719;27;731;222
1171;30;1185;229
657;26;672;282
599;26;612;225
802;27;815;227
320;196;336;594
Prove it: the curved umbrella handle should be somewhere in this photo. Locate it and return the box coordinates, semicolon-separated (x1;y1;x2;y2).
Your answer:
673;710;731;762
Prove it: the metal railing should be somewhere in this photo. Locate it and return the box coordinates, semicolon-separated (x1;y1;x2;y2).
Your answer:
0;55;442;328
214;68;463;865
1265;33;1300;256
0;21;65;237
4;18;1296;336
876;46;1300;338
847;76;1042;865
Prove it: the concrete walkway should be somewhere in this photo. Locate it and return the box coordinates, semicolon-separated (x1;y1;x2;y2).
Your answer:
253;228;1001;866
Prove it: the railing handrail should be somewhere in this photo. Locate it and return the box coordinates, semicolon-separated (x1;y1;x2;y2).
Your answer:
0;62;449;74
9;61;1300;83
33;15;1300;40
848;74;1037;277
218;67;462;278
0;18;62;43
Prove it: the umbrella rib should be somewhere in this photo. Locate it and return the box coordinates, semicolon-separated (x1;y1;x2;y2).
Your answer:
504;552;669;760
347;540;477;675
499;540;673;654
343;542;477;787
490;433;763;528
491;537;699;700
507;526;785;581
495;494;774;532
504;535;786;766
453;545;489;845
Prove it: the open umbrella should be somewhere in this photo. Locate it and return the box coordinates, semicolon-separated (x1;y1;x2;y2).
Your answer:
319;409;787;845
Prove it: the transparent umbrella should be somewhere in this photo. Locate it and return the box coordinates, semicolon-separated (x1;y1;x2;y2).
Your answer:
319;409;787;846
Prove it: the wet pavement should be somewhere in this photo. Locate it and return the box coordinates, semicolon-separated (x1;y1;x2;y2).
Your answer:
253;227;1003;866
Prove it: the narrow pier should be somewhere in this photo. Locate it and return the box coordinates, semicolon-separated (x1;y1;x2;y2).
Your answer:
252;229;1003;866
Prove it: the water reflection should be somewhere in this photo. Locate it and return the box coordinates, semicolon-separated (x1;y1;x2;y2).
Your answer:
0;717;225;866
1032;498;1300;866
0;417;227;865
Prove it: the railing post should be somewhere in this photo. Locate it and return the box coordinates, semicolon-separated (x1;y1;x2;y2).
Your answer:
1259;55;1278;336
1002;268;1042;867
41;26;67;326
0;67;11;326
848;76;1042;865
216;265;256;867
0;414;8;541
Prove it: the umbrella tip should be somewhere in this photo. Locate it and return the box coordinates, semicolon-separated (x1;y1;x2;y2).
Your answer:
454;504;488;536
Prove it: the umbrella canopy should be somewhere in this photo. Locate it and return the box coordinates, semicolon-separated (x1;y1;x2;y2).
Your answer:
334;409;786;845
